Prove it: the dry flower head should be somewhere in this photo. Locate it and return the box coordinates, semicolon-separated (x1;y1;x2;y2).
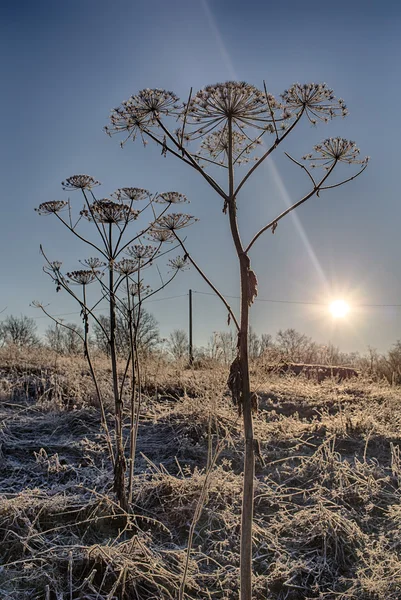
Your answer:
62;175;100;191
81;257;106;270
112;187;150;201
125;245;156;261
281;83;348;124
304;138;370;168
147;229;175;243
36;201;68;215
152;213;197;231
156;192;188;204
115;258;139;276
80;200;139;224
168;256;189;271
66;270;101;285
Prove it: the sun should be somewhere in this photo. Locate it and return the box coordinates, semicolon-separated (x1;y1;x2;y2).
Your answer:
329;299;350;318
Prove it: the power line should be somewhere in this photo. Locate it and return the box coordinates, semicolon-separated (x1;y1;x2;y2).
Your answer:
146;293;188;303
194;290;320;305
192;290;401;308
17;289;401;322
30;293;189;320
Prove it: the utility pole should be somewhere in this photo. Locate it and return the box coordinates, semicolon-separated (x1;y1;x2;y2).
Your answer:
189;289;194;364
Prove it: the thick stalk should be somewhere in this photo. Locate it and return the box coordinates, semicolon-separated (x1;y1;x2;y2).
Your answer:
126;277;137;504
129;270;143;500
131;339;142;498
109;223;127;510
238;261;254;600
83;285;115;467
227;117;255;600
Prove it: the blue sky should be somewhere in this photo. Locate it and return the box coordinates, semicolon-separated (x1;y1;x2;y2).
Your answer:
1;0;400;353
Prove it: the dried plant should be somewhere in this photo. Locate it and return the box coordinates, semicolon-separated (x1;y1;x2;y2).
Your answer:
107;78;368;598
36;178;193;509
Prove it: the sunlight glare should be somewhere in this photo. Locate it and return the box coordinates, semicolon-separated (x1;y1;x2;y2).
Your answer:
330;299;350;318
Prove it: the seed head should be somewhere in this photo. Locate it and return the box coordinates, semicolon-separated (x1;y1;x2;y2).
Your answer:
132;89;179;116
168;256;189;271
113;187;150;201
107;89;179;142
156;192;188;204
125;245;156;261
106;107;153;142
153;213;197;231
305;138;369;166
66;270;100;285
115;258;139;275
147;229;175;243
200;128;256;164
62;175;100;191
81;257;106;270
80;199;139;224
188;82;277;134
281;83;348;124
36;201;68;215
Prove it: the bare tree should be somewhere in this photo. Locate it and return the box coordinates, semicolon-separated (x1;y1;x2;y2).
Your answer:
0;315;40;348
385;341;401;384
107;80;368;598
275;328;317;363
260;333;273;356
248;326;261;360
167;328;188;360
316;341;344;366
217;331;238;364
366;345;380;374
93;307;160;356
45;322;83;354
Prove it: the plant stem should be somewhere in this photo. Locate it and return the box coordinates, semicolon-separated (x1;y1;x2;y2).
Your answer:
227;116;255;600
109;223;127;510
126;276;137;504
238;258;254;600
129;270;143;502
83;284;115;468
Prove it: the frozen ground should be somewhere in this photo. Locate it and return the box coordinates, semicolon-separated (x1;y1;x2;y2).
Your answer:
1;353;401;598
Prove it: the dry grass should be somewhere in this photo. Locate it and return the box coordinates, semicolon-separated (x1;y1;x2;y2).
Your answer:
1;348;401;598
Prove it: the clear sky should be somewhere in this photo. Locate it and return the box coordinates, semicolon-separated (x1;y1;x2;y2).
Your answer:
1;0;400;353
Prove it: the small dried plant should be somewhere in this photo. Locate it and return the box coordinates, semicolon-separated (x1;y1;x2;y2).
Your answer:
35;180;194;509
106;80;368;597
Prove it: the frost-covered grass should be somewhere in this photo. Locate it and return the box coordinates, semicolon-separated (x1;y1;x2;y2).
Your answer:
1;348;401;598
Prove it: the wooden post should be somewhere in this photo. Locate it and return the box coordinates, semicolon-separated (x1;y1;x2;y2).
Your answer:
189;289;194;364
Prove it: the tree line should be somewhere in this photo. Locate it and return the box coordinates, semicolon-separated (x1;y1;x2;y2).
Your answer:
4;313;401;384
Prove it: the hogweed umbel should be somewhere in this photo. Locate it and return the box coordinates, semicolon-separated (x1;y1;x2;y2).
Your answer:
81;257;106;270
36;201;68;215
281;83;348;124
80;199;140;224
188;81;278;133
106;78;369;600
62;175;100;191
125;244;156;262
156;192;189;204
153;213;197;231
66;270;101;285
112;187;150;201
147;229;175;243
168;256;189;272
114;258;139;276
305;138;370;167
